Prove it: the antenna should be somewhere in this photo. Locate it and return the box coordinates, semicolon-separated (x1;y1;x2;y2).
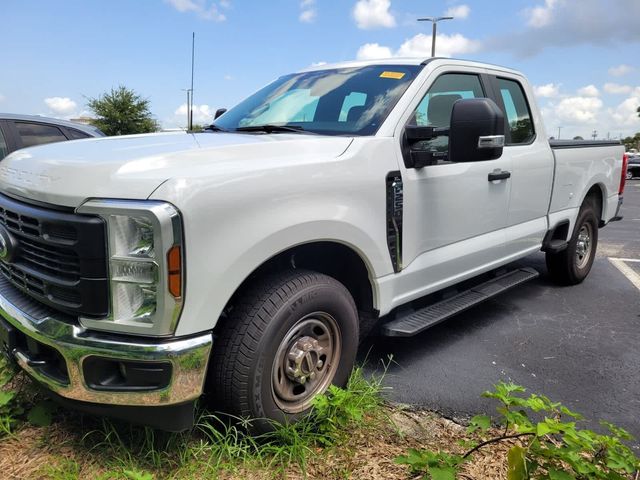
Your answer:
189;32;195;131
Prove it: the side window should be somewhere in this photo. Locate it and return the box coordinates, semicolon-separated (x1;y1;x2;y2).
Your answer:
408;73;485;153
15;122;67;148
67;128;91;140
0;127;8;159
496;78;535;144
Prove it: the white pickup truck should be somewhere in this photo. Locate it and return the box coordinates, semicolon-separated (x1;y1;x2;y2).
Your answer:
0;58;627;431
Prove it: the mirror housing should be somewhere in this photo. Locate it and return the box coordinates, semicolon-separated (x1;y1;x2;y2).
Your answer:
448;98;505;163
403;125;451;168
214;108;227;119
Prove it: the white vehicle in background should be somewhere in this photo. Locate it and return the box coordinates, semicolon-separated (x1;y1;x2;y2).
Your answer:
0;113;104;160
0;58;626;431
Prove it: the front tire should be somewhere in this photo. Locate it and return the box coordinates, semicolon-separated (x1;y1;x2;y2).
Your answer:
626;170;633;180
546;198;599;285
208;269;359;432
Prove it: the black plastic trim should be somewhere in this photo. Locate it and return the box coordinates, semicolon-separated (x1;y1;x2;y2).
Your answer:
550;140;622;149
44;389;196;432
386;172;403;272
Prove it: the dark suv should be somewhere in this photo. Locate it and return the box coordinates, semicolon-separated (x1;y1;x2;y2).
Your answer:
0;113;104;160
627;154;640;179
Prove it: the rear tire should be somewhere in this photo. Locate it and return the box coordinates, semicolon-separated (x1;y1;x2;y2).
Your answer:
546;198;599;285
626;170;633;180
208;269;359;433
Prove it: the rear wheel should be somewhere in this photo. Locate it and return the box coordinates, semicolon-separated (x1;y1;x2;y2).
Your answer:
546;198;599;285
208;269;358;432
626;170;633;180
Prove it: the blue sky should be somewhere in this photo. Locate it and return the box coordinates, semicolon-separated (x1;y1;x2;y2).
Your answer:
2;0;639;139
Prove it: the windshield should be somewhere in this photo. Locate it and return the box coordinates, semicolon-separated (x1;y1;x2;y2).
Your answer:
213;65;422;136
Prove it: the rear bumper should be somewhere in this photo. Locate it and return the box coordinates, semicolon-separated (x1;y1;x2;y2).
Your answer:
0;280;212;428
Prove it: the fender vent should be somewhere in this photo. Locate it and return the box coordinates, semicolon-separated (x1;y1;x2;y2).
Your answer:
386;172;403;273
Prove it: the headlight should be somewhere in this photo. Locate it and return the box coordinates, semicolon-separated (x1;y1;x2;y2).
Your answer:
76;200;184;336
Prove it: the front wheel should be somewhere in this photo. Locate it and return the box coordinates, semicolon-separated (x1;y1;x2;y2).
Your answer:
626;170;633;180
546;199;599;285
208;270;359;432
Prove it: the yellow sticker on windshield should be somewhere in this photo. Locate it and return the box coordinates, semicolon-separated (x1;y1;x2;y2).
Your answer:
380;71;406;79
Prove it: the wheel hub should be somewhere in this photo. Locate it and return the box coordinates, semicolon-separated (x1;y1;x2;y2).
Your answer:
285;336;324;384
271;313;341;413
575;224;592;269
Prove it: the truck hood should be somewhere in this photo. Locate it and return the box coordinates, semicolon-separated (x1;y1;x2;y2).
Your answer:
0;132;353;208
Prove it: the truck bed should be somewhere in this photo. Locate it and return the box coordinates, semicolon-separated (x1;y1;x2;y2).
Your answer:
548;139;624;224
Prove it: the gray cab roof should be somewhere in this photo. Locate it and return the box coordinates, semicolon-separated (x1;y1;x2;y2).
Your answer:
0;113;105;136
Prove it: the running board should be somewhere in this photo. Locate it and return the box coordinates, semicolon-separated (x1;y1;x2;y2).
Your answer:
381;267;539;337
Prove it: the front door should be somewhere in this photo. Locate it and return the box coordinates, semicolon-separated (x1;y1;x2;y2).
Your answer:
393;70;512;298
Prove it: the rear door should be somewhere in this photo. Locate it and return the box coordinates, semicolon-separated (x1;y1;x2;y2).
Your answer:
486;74;554;256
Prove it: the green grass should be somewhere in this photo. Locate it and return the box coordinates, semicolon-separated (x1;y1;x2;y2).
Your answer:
0;362;389;479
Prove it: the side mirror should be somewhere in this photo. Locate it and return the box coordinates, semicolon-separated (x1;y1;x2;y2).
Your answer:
448;98;505;163
214;108;227;119
403;125;450;168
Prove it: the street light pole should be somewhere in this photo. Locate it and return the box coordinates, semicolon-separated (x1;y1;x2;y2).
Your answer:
181;89;192;130
557;126;562;139
418;16;454;57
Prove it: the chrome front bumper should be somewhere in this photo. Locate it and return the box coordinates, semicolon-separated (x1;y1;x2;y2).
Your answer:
0;286;212;407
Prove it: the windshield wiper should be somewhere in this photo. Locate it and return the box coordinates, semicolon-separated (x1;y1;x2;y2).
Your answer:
234;124;313;134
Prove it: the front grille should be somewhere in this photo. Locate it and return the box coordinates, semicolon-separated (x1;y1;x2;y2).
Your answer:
0;194;108;318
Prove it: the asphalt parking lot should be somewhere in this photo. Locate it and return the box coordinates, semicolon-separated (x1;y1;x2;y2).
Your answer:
364;179;640;439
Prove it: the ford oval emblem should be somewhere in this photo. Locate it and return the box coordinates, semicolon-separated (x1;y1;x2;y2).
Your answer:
0;225;18;263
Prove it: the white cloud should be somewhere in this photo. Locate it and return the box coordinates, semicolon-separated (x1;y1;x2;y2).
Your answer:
396;32;480;57
299;0;316;22
533;83;560;98
554;96;603;124
299;9;316;22
44;97;78;116
174;103;215;125
0;94;5;103
445;4;470;19
223;74;233;80
608;64;634;77
524;0;559;28
353;0;396;29
356;31;479;60
604;83;633;95
219;0;230;7
577;84;599;97
356;43;393;60
165;0;226;21
610;87;640;127
310;61;327;67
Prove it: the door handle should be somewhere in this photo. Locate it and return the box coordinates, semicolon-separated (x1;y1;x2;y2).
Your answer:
488;170;511;181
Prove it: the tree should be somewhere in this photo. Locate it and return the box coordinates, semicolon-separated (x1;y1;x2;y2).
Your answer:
87;86;159;136
573;136;584;140
623;132;640;151
637;106;639;118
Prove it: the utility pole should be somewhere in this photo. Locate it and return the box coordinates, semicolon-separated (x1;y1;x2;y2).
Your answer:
189;32;195;131
591;130;597;140
557;126;562;139
417;16;454;57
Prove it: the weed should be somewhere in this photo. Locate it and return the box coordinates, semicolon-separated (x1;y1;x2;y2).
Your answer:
396;382;640;480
